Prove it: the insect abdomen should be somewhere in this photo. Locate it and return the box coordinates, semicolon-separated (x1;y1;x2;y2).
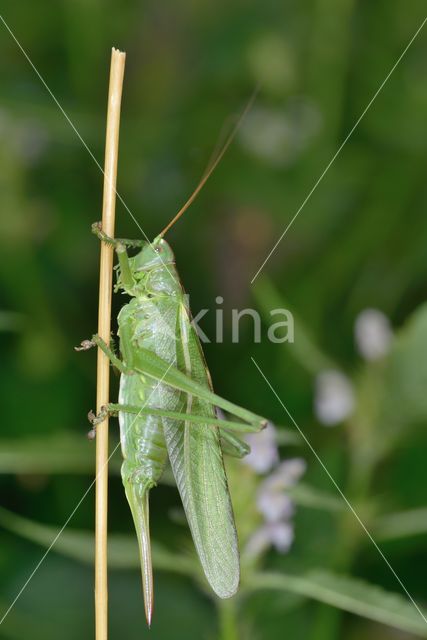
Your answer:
119;374;169;487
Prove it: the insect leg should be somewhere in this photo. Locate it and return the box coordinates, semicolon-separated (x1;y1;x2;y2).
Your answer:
134;347;268;430
220;430;250;459
76;334;132;374
91;221;144;248
90;402;264;433
89;403;139;425
91;222;137;289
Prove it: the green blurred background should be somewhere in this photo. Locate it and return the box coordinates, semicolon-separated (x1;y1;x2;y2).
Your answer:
1;1;427;638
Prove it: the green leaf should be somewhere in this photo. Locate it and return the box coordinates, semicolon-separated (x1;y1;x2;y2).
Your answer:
287;483;343;512
0;506;196;576
275;427;302;446
351;304;427;464
0;433;119;475
253;277;338;375
0;434;177;489
249;570;427;637
0;310;25;331
383;303;427;431
375;507;427;541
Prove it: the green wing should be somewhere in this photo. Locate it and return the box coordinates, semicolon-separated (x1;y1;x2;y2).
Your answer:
162;303;240;598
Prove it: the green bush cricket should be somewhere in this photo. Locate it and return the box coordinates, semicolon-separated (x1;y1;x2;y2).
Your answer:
77;120;268;624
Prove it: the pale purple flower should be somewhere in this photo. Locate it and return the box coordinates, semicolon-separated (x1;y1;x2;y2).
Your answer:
256;458;306;522
243;425;306;557
272;458;307;485
354;308;392;361
259;458;306;496
257;491;294;522
314;370;355;426
243;422;279;473
246;521;294;556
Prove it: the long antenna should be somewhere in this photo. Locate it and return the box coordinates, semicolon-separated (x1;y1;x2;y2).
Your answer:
158;91;257;237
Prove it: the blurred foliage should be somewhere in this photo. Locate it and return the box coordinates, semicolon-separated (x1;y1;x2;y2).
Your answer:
1;1;427;639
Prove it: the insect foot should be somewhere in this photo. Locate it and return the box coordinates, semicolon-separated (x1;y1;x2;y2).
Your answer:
74;339;95;351
89;406;109;426
91;220;103;237
91;221;116;246
91;221;111;244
